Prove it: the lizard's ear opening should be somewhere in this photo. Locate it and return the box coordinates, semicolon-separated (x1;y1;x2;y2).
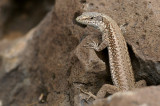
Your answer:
96;16;103;21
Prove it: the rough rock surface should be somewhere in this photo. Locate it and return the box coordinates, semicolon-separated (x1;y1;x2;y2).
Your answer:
89;86;160;106
0;0;160;106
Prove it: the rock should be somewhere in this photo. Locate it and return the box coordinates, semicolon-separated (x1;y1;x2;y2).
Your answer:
89;86;160;106
0;28;35;76
0;0;160;106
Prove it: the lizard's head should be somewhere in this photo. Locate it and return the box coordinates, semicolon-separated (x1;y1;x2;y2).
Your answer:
76;12;106;31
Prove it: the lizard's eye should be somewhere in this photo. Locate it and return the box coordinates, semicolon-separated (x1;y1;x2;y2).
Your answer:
91;17;94;19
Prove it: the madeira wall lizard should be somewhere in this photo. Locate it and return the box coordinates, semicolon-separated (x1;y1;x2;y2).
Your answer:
76;12;146;99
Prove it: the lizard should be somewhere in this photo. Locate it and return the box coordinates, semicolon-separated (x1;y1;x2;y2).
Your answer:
76;12;146;99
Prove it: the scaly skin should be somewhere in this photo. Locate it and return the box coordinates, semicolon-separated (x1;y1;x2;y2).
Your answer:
76;12;146;99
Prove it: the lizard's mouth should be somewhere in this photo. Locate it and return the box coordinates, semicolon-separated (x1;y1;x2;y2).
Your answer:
76;16;84;22
76;16;90;24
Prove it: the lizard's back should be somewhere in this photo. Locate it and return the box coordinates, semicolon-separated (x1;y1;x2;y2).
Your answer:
103;16;136;90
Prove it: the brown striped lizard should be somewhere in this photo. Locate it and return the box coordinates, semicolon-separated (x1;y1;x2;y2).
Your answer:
76;12;146;100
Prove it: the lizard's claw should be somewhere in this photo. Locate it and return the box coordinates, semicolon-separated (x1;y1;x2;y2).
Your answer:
86;92;97;100
77;87;97;100
83;40;99;51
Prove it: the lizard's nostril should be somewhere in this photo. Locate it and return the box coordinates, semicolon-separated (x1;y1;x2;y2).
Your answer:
74;16;87;28
76;16;82;22
76;17;79;21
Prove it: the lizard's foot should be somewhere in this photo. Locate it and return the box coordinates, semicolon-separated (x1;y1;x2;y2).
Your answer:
78;87;97;100
83;40;99;51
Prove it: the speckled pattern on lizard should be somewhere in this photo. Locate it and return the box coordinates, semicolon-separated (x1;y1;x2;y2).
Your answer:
76;12;146;99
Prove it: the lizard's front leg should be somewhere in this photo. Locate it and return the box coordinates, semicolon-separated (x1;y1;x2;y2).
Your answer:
84;34;109;52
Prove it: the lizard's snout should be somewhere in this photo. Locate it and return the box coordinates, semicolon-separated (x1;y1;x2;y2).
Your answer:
76;16;81;22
